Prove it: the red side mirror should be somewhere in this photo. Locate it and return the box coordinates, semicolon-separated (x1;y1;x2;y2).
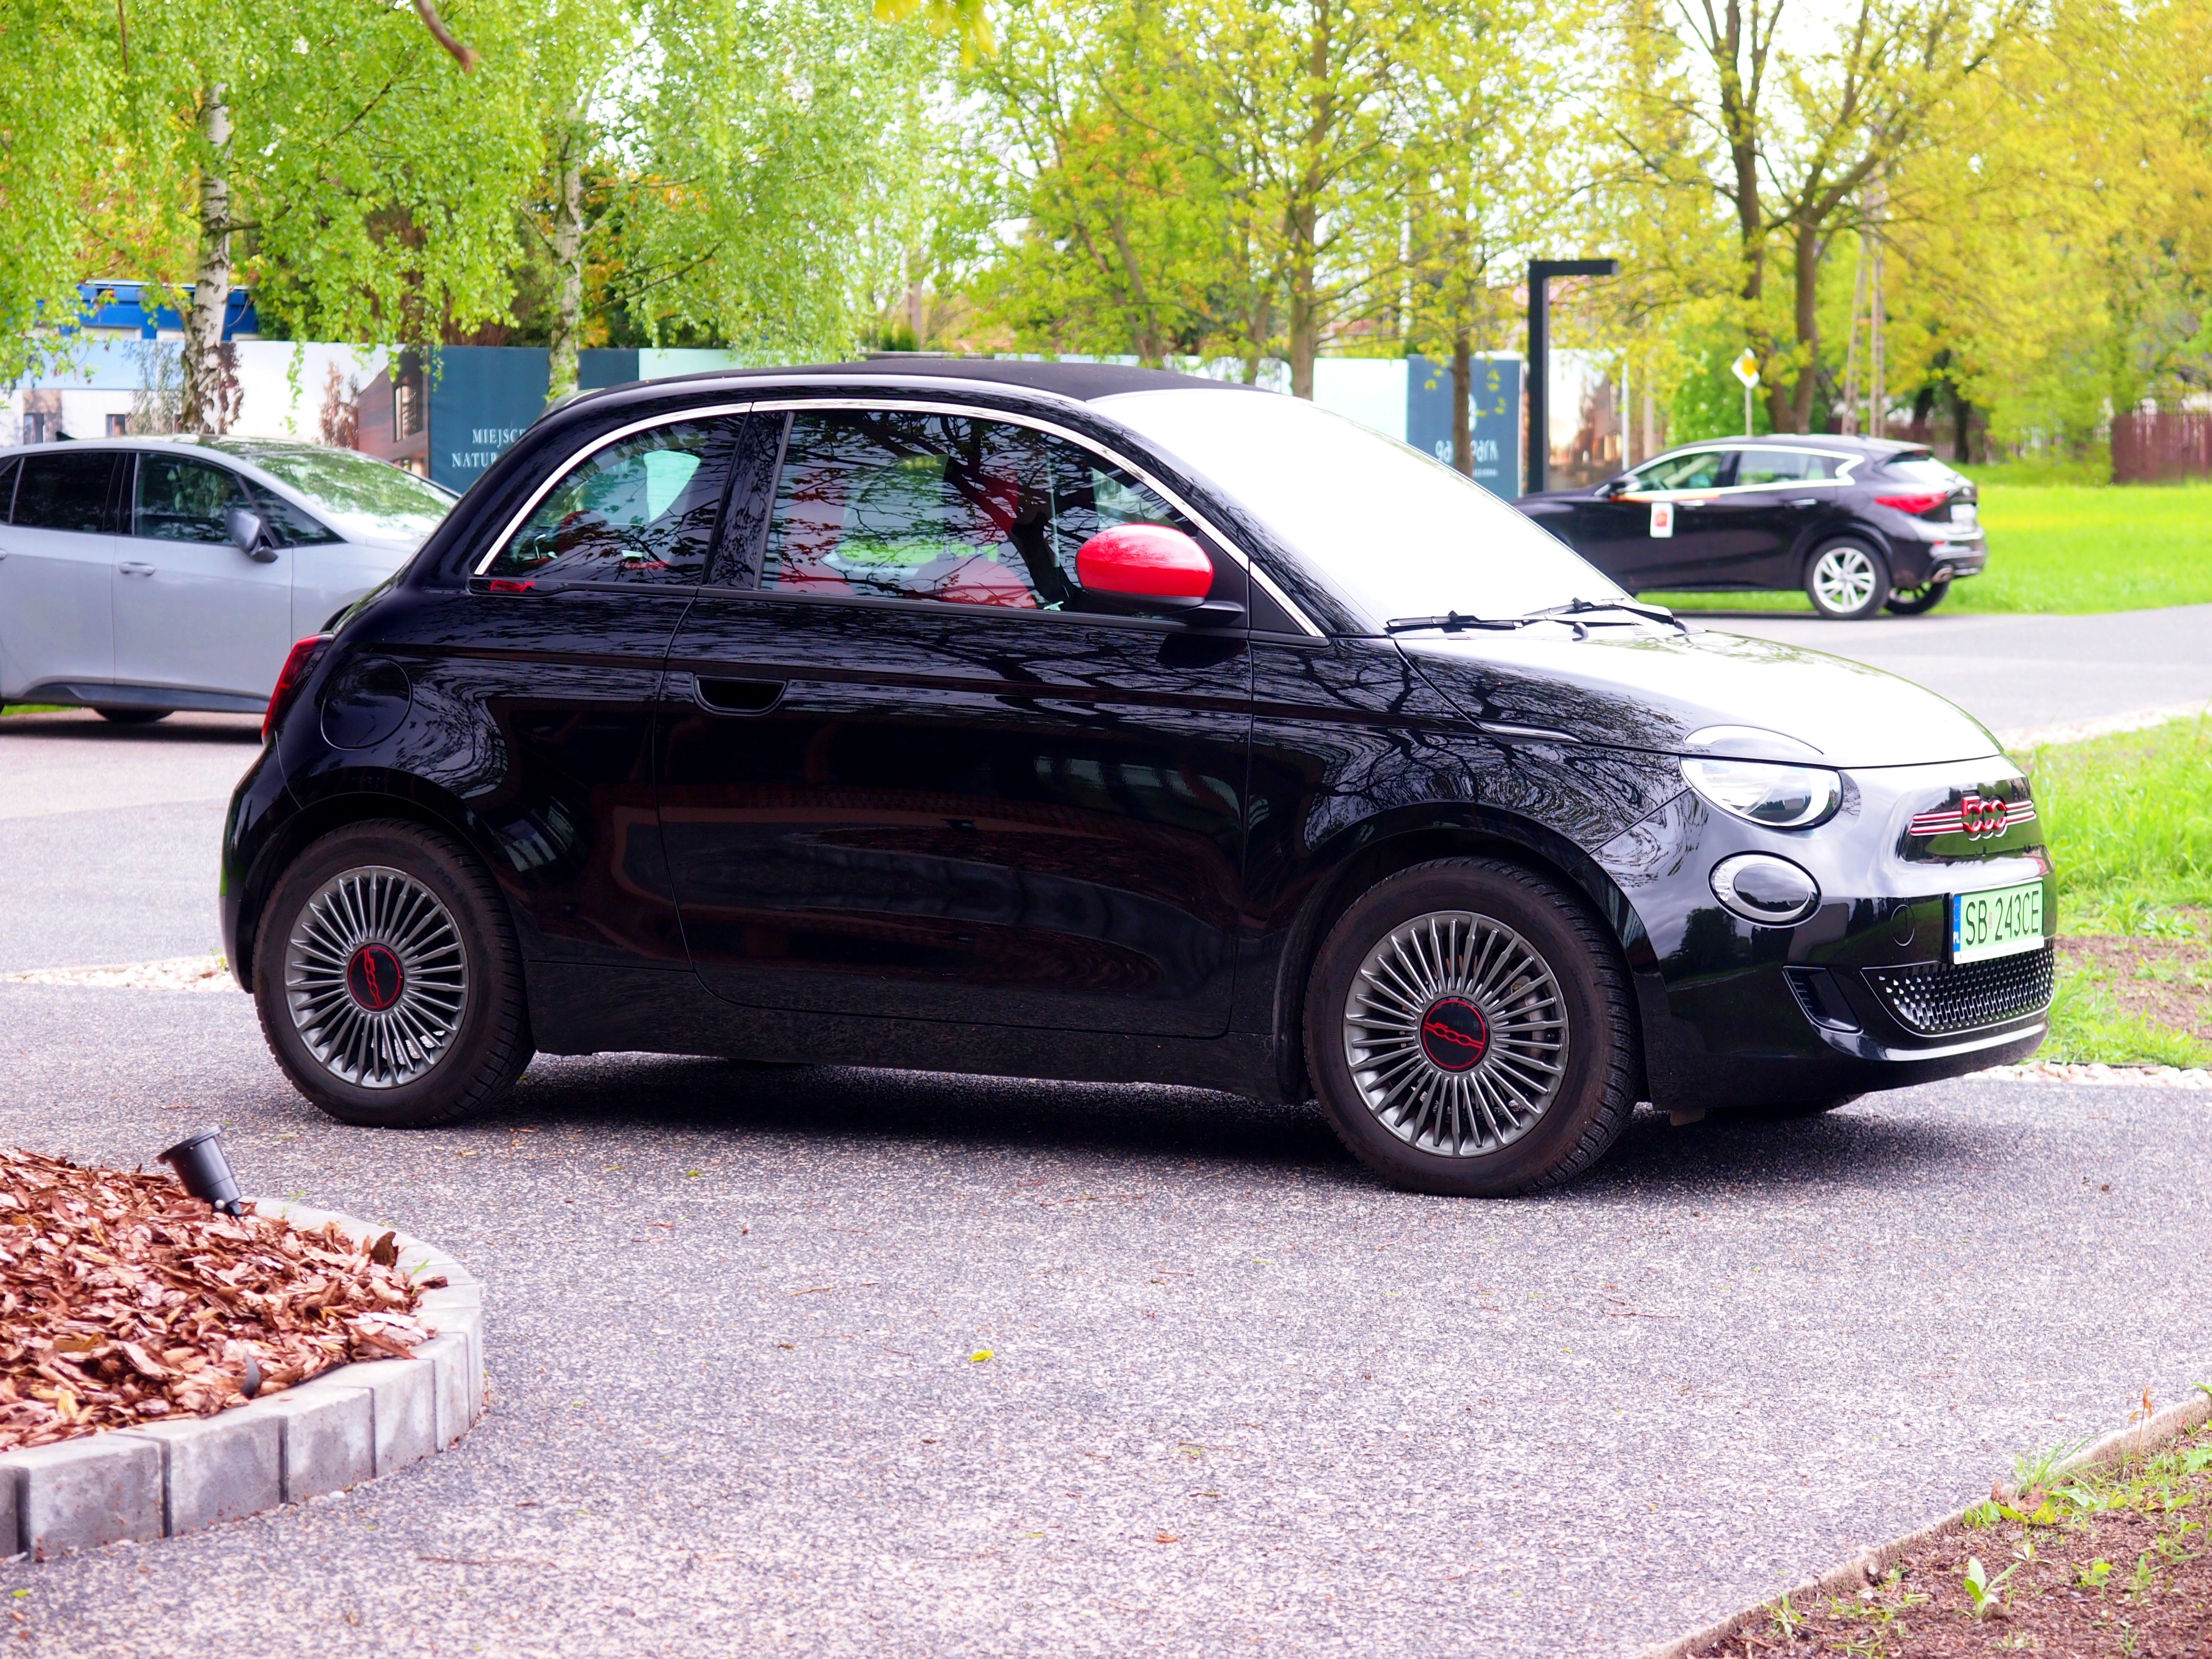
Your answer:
1075;523;1214;606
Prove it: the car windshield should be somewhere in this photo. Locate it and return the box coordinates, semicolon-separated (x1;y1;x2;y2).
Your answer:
1094;388;1633;629
202;439;455;542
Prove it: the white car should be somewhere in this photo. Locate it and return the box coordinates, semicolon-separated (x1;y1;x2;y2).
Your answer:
0;437;454;722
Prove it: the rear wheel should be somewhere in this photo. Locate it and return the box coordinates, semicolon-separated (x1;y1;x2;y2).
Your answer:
1884;578;1951;616
94;707;172;725
1304;858;1640;1197
253;820;533;1127
1804;540;1891;620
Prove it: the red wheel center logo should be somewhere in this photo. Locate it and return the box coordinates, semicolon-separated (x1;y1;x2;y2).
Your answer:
346;944;404;1012
1419;996;1489;1072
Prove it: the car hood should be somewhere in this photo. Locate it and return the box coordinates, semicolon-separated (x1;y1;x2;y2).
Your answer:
1398;625;2003;769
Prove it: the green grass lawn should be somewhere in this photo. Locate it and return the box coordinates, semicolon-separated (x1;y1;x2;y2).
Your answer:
1642;475;2212;617
2024;715;2212;1065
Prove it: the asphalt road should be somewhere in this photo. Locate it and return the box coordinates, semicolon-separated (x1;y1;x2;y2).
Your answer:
2;680;2208;1657
1684;602;2212;743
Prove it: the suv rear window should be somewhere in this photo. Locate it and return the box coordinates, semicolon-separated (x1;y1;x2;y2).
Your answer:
1878;453;1967;488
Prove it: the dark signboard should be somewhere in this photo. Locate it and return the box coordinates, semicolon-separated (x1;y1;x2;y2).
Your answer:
1405;354;1522;499
424;347;644;494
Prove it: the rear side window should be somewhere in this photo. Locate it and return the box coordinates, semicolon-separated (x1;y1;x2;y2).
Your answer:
1630;449;1729;492
14;452;119;532
0;458;17;519
1734;448;1843;485
135;455;245;542
486;416;741;584
758;408;1197;612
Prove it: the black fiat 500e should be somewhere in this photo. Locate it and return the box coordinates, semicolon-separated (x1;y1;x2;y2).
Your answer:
222;362;2052;1197
1515;434;1987;619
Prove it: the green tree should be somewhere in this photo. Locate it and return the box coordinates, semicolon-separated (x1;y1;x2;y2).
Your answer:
111;0;536;429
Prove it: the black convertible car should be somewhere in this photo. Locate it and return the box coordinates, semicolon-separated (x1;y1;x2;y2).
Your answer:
1516;435;1987;619
222;362;2051;1197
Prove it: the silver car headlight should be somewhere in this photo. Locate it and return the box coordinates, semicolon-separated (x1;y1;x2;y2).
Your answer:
1680;758;1841;830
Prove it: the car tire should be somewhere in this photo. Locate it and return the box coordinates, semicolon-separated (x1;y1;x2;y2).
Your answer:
94;707;173;725
1304;857;1640;1197
1803;540;1891;620
253;819;534;1128
1883;578;1951;616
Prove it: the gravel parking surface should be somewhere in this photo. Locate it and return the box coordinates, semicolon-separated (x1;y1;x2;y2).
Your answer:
4;704;2207;1657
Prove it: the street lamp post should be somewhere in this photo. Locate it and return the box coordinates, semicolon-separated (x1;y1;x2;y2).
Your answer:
1525;258;1619;495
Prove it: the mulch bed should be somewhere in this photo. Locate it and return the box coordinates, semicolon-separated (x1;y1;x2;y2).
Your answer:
1688;1420;2212;1657
0;1147;433;1450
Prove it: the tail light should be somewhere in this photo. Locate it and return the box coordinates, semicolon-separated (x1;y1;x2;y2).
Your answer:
1875;492;1948;515
263;634;332;742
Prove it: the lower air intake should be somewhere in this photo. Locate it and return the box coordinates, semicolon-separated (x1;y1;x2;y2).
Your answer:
1863;947;2055;1037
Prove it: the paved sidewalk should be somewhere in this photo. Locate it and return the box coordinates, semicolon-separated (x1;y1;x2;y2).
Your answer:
1684;603;2212;743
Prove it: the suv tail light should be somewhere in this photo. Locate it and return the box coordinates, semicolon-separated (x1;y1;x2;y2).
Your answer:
1874;492;1948;515
264;634;332;742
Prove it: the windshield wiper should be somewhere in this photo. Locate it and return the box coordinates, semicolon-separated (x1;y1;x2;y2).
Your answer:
1522;597;1689;631
1385;610;1588;640
1384;611;1532;634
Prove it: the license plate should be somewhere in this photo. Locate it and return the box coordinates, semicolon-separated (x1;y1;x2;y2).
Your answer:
1950;502;1978;524
1951;879;2044;964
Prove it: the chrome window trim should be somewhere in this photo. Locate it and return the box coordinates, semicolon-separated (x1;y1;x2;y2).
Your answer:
741;396;1324;637
472;402;758;577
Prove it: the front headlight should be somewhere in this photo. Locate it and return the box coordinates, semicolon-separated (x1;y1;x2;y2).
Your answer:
1680;758;1841;829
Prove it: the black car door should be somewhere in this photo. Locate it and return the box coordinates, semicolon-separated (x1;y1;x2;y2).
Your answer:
659;403;1252;1038
441;410;746;969
1576;448;1733;591
1722;446;1847;585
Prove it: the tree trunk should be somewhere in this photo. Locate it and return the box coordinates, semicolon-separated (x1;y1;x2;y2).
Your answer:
1286;0;1333;400
1450;329;1473;475
180;86;235;437
1781;221;1820;433
546;117;587;403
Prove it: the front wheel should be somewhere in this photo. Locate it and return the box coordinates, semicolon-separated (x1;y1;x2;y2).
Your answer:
1305;858;1641;1197
253;820;533;1127
1804;541;1891;620
1884;578;1951;616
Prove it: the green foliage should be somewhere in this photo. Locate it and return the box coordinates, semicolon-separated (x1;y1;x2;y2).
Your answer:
2025;718;2212;930
1667;328;1774;444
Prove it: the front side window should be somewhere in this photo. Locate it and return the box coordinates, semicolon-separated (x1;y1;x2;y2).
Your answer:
759;409;1196;612
136;455;245;543
487;417;740;584
1735;448;1840;486
1631;449;1731;492
12;452;119;533
245;483;341;548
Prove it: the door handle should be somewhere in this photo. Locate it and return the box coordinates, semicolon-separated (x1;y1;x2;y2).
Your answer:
696;676;785;715
120;562;156;577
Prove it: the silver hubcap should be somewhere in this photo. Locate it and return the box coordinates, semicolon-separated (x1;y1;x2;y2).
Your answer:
1341;911;1569;1157
1811;546;1878;613
285;866;467;1088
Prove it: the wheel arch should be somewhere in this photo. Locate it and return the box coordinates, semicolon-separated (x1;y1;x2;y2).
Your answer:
233;773;508;992
1267;808;1652;1105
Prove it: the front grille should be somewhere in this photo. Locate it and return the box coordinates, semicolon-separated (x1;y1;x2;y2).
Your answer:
1863;947;2055;1037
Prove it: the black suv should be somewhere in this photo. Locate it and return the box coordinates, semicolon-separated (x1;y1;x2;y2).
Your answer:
222;362;2051;1197
1516;436;1986;618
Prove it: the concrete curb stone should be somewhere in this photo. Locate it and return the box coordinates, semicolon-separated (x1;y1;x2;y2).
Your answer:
1634;1391;2212;1659
0;1200;483;1560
